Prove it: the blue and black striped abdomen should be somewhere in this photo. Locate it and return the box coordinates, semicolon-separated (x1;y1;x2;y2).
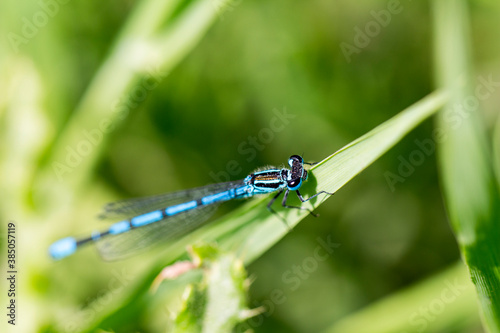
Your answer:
49;181;252;260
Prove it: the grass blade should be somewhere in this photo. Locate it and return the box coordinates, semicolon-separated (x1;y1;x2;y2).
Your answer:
35;0;219;205
432;0;500;331
218;90;449;263
80;90;448;331
322;262;479;333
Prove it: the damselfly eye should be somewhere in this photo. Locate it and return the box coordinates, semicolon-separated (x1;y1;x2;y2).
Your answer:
288;155;303;167
290;155;303;163
287;178;302;190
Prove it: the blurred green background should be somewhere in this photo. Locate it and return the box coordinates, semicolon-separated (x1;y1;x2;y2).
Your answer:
1;0;499;332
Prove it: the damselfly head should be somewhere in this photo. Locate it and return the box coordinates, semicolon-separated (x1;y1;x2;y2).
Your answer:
287;155;306;190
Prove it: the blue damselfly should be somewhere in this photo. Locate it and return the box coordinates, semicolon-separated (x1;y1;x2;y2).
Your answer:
49;155;332;260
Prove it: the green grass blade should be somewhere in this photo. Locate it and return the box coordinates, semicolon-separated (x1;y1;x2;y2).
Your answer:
322;262;480;333
80;90;448;331
432;0;500;331
494;116;500;191
218;90;449;263
35;0;218;204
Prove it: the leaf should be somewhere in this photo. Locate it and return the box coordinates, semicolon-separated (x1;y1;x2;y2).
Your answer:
432;0;500;331
81;90;448;331
172;244;256;333
35;0;220;204
494;116;500;191
216;90;449;264
322;262;480;333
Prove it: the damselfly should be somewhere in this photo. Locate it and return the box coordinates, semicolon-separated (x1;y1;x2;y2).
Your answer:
49;155;332;260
